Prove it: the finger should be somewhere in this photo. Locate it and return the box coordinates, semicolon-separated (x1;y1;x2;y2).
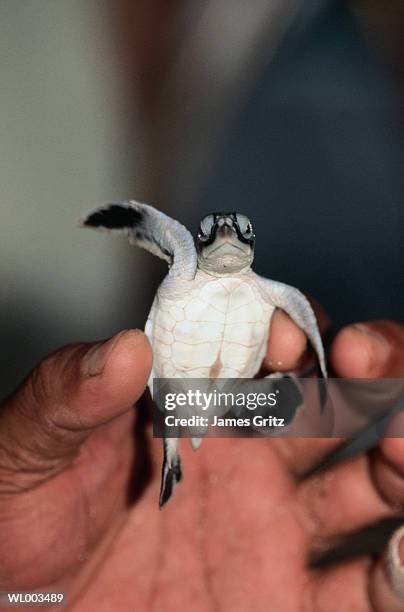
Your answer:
267;303;337;475
297;415;404;548
307;558;372;612
297;453;398;549
265;310;308;372
278;320;404;477
265;299;330;373
300;320;404;532
370;557;404;612
0;329;152;491
373;525;404;611
371;433;404;515
309;532;404;612
330;321;404;378
307;320;404;539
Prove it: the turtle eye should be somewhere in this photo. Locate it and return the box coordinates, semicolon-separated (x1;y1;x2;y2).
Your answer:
235;213;253;236
199;214;215;239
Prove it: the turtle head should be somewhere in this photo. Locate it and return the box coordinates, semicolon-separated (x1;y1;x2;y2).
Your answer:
196;212;255;274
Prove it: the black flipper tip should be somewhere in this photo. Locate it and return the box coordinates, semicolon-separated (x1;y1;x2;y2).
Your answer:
82;204;143;230
318;376;328;412
159;458;182;508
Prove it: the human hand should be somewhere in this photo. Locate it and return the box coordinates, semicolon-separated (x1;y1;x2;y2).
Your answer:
75;313;404;612
2;317;404;611
70;314;404;611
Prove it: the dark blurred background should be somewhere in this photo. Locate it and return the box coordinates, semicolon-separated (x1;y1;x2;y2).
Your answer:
1;0;403;398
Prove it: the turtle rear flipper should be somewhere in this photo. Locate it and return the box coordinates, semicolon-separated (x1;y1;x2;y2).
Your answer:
159;440;182;507
160;454;182;508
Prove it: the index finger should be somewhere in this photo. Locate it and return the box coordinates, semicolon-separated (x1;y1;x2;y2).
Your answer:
266;299;341;477
264;295;331;373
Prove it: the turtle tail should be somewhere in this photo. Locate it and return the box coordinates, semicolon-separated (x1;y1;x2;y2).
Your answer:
159;438;182;507
191;437;203;451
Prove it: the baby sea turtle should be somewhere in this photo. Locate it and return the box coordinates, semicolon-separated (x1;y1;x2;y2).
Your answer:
83;201;327;506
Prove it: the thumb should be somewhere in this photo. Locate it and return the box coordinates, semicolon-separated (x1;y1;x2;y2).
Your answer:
0;329;152;489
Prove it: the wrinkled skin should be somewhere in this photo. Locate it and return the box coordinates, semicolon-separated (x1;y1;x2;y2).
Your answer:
1;311;404;611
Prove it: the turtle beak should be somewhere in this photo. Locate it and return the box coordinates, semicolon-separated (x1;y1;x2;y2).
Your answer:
217;223;235;238
210;221;244;254
216;216;237;240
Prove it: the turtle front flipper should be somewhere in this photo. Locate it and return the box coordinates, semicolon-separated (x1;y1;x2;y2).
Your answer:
159;438;183;507
256;275;327;409
256;276;327;379
82;200;197;280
